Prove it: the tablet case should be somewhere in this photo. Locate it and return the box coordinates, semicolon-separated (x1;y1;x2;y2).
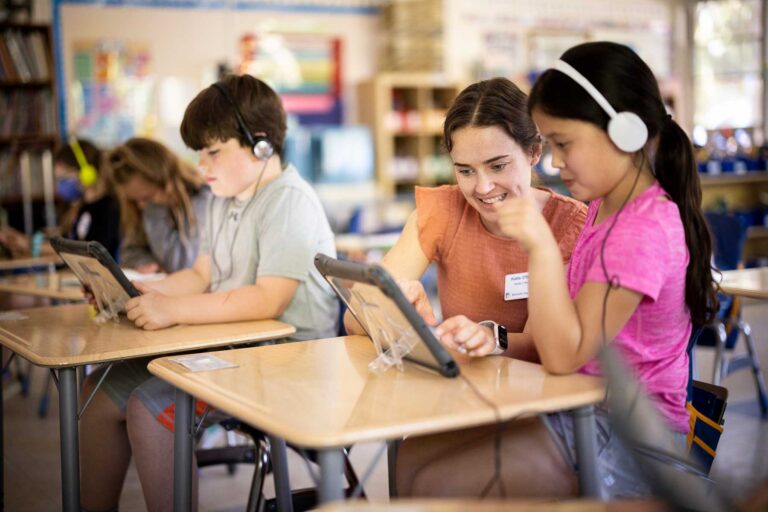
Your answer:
314;253;459;378
50;237;140;311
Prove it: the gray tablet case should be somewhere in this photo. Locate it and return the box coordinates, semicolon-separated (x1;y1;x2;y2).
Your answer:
314;253;459;378
50;237;139;311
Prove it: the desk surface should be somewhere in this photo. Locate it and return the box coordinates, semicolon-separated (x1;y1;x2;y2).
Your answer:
719;268;768;299
0;255;61;271
149;336;604;448
315;499;666;512
0;271;83;301
0;303;295;367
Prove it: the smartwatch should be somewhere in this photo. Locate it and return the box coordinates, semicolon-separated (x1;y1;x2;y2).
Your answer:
479;320;508;356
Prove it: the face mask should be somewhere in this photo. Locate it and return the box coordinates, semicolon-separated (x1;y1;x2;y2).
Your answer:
56;177;83;201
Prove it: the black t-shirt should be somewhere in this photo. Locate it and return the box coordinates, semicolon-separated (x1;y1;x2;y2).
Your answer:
69;195;121;260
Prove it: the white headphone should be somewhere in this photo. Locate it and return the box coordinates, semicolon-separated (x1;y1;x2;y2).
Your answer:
554;59;648;153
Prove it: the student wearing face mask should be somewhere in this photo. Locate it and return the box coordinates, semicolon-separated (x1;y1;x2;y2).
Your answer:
0;138;121;260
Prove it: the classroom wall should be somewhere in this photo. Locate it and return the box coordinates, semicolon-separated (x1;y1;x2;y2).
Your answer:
58;3;380;154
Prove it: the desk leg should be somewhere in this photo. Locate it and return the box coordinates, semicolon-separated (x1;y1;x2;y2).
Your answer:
387;440;399;498
58;367;80;512
573;405;600;498
267;435;293;512
173;389;194;512
1;355;4;511
317;449;344;504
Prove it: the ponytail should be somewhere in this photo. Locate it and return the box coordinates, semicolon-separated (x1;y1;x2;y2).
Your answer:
654;119;718;325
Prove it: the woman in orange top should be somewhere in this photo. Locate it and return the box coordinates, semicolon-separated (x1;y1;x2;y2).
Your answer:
345;78;589;498
346;77;586;361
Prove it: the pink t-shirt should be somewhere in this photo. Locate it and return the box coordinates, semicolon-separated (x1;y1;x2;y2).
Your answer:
568;182;691;433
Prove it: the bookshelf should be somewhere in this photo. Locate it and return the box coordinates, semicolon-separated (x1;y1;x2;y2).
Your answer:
0;22;59;235
358;73;461;195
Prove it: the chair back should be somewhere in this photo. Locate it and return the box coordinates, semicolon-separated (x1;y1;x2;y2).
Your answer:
704;211;748;271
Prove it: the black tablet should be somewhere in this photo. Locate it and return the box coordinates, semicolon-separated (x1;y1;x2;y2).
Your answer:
314;253;459;378
50;237;139;310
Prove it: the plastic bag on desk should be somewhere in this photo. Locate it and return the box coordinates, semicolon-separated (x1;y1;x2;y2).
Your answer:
88;276;125;324
360;297;418;374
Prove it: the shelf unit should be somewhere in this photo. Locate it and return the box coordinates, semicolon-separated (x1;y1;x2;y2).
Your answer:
358;73;461;195
0;22;59;234
699;171;768;261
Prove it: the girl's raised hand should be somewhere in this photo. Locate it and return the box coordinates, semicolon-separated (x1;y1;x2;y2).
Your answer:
435;315;495;357
493;195;554;253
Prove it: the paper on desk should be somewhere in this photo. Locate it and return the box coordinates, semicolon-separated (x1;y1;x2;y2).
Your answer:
122;268;167;282
169;354;238;372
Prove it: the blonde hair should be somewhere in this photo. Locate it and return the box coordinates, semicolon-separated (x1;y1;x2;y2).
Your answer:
106;138;204;249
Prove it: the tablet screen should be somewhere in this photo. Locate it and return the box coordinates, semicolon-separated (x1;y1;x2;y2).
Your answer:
315;254;459;377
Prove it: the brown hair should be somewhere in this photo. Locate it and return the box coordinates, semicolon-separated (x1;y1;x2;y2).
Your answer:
180;74;287;157
443;77;541;156
106;137;204;248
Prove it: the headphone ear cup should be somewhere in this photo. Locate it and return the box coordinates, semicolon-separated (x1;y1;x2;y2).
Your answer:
252;137;274;161
608;112;648;153
79;164;98;187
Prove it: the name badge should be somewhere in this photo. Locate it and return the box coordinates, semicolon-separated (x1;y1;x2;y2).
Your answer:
505;272;529;301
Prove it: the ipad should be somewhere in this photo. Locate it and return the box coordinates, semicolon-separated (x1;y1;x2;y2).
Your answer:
50;237;139;311
314;253;459;378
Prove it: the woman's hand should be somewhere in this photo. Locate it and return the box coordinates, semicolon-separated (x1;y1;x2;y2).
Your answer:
124;281;177;330
435;315;496;357
396;278;437;326
493;195;556;254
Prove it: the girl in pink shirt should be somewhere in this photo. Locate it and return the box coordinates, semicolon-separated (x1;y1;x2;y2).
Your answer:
398;42;718;500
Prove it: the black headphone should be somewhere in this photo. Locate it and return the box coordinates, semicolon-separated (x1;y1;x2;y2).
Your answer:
212;81;275;161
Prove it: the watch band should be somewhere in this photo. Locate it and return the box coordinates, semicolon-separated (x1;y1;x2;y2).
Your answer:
479;320;507;356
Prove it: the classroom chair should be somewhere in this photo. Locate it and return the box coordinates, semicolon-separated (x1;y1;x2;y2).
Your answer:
687;327;728;473
196;419;363;511
698;211;768;417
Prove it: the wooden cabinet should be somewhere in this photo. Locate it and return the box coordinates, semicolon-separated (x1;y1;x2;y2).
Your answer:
358;73;461;195
0;23;59;233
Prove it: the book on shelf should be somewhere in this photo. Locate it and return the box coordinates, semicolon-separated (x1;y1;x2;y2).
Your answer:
0;89;55;136
0;29;51;83
0;148;48;199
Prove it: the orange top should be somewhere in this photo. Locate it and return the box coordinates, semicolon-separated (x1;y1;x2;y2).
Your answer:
416;185;587;332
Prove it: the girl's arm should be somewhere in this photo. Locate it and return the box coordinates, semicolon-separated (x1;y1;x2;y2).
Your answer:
525;236;642;373
495;195;643;374
343;209;431;334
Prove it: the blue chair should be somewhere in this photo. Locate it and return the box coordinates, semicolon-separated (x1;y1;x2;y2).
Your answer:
699;211;768;417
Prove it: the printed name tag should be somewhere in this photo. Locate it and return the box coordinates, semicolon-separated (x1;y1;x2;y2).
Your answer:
504;272;529;301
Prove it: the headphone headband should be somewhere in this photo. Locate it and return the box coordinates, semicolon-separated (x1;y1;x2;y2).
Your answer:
553;59;649;153
212;82;257;148
68;136;98;187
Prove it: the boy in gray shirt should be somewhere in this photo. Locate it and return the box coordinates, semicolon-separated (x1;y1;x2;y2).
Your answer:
79;74;338;512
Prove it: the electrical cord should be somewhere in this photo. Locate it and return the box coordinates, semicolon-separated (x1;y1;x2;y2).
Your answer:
208;157;270;291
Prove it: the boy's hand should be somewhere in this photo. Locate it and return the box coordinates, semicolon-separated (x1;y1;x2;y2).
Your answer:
125;286;177;330
435;315;496;357
494;195;555;253
395;278;437;326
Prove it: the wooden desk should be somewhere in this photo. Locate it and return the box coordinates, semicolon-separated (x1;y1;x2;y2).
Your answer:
0;255;61;272
149;336;605;509
0;303;295;512
0;271;83;302
719;268;768;300
315;499;666;512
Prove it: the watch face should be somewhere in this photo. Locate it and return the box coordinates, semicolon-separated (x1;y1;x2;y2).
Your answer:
498;324;508;350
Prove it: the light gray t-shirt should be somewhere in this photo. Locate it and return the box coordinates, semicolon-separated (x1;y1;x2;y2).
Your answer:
202;165;338;340
121;186;210;273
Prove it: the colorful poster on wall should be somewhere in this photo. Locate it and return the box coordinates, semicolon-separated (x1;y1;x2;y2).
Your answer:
237;32;342;125
70;40;155;146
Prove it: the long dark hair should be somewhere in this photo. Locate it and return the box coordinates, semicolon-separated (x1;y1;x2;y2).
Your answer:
443;77;541;156
528;41;717;325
